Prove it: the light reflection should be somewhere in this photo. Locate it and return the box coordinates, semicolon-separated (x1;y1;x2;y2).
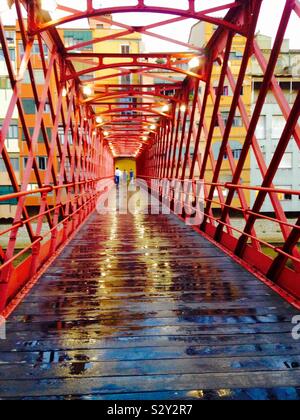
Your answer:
132;197;174;294
186;390;204;399
217;389;232;398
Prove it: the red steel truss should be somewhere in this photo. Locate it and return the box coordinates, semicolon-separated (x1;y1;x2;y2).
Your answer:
0;0;299;315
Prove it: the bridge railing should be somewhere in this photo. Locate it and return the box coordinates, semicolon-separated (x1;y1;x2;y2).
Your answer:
137;0;300;307
0;1;114;315
139;174;300;307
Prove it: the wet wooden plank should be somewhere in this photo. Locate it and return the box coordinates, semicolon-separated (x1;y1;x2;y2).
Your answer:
1;342;300;365
0;211;299;400
0;355;300;382
3;387;300;400
0;331;297;353
1;371;300;398
9;307;294;322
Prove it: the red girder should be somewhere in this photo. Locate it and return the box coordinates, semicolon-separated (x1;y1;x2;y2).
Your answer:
95;106;172;119
83;93;177;105
64;58;204;83
30;2;246;36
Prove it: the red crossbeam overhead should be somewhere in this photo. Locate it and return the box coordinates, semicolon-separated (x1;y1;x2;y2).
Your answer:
30;2;246;36
0;0;299;316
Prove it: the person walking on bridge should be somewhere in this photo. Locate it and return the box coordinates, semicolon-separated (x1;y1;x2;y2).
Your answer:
115;167;121;188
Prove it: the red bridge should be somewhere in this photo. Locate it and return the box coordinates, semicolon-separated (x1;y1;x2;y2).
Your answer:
0;0;300;400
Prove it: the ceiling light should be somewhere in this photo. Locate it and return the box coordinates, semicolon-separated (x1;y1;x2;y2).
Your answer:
142;136;148;141
41;0;57;13
180;104;187;112
62;88;67;97
103;131;109;137
150;124;156;130
188;57;201;69
162;104;169;113
96;116;103;124
83;85;93;96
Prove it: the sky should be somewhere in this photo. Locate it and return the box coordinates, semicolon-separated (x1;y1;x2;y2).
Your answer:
0;0;299;51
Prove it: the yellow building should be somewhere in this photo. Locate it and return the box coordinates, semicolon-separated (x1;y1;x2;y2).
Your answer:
0;26;20;218
189;22;252;208
88;17;143;118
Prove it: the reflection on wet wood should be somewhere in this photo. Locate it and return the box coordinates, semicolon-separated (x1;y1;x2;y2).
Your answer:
0;211;300;400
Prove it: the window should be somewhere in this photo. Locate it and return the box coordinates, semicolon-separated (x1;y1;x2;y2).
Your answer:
44;101;51;114
80;75;93;82
23;70;45;85
58;126;73;145
32;43;40;55
0;158;6;172
22;99;36;114
272;115;285;138
0;121;18;139
121;45;130;54
229;51;243;60
32;42;48;56
0;48;15;62
5;31;15;44
279;152;292;169
224;148;243;160
22;127;52;143
213;140;243;161
38;156;48;170
8;124;18;139
221;112;243;127
121;74;131;85
256;116;266;139
0;157;19;172
233;116;242;127
64;30;93;51
0;186;17;205
27;184;39;192
165;89;176;97
19;41;49;60
10;158;19;171
22;99;50;115
58;126;65;144
214;86;230;96
277;186;292;201
9;48;15;61
0;77;10;89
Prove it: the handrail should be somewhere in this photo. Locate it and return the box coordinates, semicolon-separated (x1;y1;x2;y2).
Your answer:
0;177;113;270
0;176;112;203
141;176;300;266
139;175;300;196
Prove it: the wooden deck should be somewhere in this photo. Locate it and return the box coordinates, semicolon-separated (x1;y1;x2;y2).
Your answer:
0;210;300;400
